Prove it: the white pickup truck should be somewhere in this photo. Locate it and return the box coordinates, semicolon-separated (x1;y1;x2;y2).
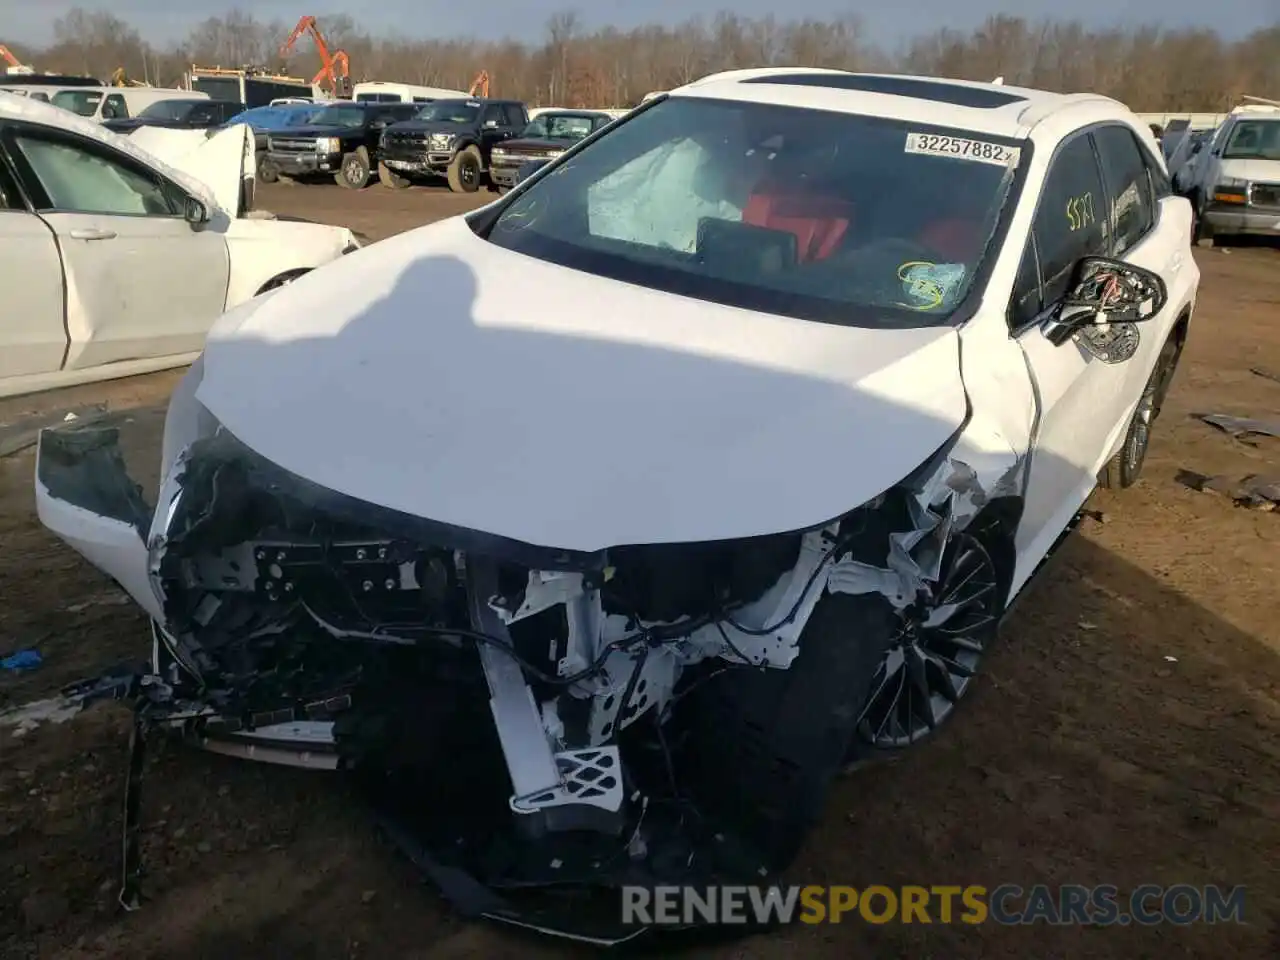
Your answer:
1167;97;1280;246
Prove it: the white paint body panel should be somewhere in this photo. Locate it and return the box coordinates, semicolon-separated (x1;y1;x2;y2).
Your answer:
125;125;247;216
221;217;357;309
955;100;1199;595
0;92;357;399
48;210;230;370
196;216;970;551
0;211;65;379
33;466;164;623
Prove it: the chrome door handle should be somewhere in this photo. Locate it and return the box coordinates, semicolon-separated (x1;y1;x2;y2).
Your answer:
68;228;117;240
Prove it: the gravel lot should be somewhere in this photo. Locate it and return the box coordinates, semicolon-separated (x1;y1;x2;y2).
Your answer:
1;180;1278;959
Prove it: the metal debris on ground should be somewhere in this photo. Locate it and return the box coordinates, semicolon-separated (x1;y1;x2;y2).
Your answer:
1195;413;1280;441
1175;469;1280;510
1251;367;1280;386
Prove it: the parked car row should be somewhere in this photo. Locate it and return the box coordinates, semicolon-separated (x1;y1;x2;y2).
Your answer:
257;97;617;193
1161;97;1280;247
0;76;626;196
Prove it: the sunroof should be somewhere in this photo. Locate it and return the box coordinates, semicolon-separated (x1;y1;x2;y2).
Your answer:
740;74;1028;109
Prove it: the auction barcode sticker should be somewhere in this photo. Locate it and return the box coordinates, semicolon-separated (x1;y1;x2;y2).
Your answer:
904;132;1021;167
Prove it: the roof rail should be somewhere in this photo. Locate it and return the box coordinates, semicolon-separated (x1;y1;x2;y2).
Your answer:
1014;92;1118;131
689;66;848;87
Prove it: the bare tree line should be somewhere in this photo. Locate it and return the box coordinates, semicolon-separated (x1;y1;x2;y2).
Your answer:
3;7;1277;111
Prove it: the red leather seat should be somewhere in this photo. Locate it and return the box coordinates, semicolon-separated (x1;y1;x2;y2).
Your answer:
742;190;853;262
917;219;986;263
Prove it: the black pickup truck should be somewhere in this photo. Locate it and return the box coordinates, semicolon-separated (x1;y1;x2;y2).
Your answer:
265;101;420;189
377;98;529;193
486;109;615;192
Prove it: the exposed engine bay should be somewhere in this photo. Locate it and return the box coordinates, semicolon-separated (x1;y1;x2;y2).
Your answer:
149;430;900;785
38;419;1015;942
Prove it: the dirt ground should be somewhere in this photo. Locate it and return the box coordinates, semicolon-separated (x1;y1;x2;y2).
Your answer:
1;180;1278;960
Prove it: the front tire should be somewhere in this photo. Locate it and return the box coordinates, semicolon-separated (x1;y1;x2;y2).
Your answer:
447;146;482;193
378;161;411;190
1098;335;1182;489
336;147;371;190
257;155;279;184
1190;195;1217;247
850;530;1001;755
682;592;900;869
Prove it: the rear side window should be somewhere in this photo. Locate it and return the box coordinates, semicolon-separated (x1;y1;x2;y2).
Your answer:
102;94;128;120
11;128;178;217
51;89;103;117
1033;134;1109;305
374;105;415;123
1093;124;1155;256
501;104;525;127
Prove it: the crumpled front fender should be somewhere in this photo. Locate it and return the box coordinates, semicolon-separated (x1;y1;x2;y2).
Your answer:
34;421;160;620
34;358;217;623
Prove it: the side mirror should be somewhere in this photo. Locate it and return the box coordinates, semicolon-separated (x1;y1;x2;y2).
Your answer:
514;158;550;185
184;196;210;226
484;119;499;129
1045;256;1167;346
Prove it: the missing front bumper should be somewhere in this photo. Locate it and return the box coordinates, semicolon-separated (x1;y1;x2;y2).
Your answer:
71;651;774;944
35;424;810;943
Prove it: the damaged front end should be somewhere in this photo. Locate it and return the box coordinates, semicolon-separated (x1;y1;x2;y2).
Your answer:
33;407;1020;943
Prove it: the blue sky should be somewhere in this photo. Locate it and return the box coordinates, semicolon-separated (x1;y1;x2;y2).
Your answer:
3;0;1274;47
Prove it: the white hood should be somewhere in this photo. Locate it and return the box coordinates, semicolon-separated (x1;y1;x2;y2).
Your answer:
1217;157;1280;183
194;217;969;551
0;91;226;214
126;125;249;216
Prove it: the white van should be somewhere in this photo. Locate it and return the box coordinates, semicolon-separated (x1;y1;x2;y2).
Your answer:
49;87;208;122
351;81;469;104
0;86;59;102
0;73;103;103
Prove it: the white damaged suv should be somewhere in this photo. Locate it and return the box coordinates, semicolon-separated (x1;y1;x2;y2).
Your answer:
35;70;1198;940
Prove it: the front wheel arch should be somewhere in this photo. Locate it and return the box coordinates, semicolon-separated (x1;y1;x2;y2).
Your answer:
255;268;310;296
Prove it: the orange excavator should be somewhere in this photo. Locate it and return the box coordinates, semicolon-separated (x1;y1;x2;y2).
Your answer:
468;70;490;98
1;44;33;74
279;16;351;98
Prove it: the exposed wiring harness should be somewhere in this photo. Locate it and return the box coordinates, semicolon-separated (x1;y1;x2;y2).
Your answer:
301;599;652;687
297;515;872;684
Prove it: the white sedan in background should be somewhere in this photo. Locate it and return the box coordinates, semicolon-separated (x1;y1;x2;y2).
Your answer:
0;92;360;400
